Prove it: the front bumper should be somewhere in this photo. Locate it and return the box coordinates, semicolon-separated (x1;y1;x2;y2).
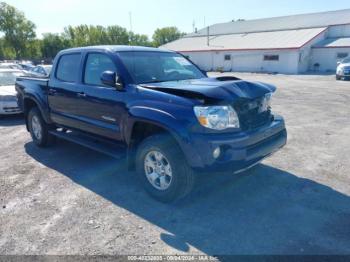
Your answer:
0;101;22;115
337;74;350;80
183;115;287;172
337;68;350;80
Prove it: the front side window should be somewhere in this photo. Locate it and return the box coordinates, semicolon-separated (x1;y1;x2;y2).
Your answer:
117;51;205;84
84;53;117;86
342;57;350;63
56;53;81;82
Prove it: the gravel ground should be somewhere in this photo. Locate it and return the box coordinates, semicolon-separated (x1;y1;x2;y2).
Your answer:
1;73;350;255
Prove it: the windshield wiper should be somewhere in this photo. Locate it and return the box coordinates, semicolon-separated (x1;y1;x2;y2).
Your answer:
140;78;198;85
140;80;167;84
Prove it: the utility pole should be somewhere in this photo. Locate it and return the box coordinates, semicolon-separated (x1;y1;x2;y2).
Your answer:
207;26;210;46
129;12;133;32
192;20;196;33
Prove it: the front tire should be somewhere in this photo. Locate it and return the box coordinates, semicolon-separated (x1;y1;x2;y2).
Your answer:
136;134;195;203
336;75;341;80
28;107;55;147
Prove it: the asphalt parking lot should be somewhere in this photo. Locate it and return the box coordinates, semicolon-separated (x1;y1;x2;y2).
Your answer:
1;73;350;255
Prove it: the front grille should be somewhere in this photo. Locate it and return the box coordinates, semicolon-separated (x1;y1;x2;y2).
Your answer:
3;107;21;113
235;97;273;130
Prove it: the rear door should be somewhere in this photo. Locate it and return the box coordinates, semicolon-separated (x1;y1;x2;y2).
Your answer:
48;53;85;128
74;52;127;141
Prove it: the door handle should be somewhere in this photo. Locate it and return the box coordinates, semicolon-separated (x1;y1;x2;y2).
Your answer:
48;88;57;94
77;92;86;97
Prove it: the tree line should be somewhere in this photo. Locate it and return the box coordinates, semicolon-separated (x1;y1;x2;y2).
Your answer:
0;2;185;61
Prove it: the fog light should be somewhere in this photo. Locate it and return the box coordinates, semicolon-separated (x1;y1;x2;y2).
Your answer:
213;147;221;159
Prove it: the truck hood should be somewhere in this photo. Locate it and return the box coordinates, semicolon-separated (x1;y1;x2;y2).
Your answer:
0;85;17;96
140;78;276;103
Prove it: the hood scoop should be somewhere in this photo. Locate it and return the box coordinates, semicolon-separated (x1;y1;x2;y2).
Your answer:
215;76;241;81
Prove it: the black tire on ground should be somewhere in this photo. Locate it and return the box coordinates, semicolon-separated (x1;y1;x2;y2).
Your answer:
136;134;195;203
336;75;341;80
27;107;55;147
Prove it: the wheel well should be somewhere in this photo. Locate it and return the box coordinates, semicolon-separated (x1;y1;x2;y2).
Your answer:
24;98;37;116
23;98;38;130
128;122;176;170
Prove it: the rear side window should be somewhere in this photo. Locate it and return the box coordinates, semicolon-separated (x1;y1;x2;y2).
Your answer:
56;53;81;82
84;53;116;86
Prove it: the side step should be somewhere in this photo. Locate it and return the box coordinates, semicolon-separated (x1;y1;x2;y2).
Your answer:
49;130;126;159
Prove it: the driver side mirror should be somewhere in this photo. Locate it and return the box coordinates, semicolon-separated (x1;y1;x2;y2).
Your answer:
100;71;124;91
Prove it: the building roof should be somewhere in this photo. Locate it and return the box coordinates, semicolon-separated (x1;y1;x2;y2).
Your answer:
313;37;350;48
162;27;326;52
186;9;350;37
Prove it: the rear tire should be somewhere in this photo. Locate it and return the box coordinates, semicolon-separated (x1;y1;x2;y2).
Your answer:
136;134;195;203
28;107;55;147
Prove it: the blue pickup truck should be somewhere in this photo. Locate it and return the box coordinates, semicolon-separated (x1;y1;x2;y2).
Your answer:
16;45;287;202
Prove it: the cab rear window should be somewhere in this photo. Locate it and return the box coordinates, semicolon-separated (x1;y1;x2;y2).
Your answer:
56;53;81;82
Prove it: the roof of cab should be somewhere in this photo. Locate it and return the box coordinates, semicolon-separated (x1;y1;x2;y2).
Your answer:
60;45;174;54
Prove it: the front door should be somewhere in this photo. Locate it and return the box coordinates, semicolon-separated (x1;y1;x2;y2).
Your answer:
76;52;126;141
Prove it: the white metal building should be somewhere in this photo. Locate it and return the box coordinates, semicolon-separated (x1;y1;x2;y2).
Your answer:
161;9;350;74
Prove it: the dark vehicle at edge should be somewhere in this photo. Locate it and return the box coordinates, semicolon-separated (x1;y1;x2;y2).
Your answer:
16;45;287;202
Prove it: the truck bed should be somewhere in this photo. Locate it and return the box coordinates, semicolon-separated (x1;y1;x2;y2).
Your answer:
16;76;49;86
15;76;50;114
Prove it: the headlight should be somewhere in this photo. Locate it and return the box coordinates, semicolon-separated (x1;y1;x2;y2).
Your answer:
261;93;272;112
193;105;240;130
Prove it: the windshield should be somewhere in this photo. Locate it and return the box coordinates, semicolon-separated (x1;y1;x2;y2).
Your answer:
0;72;22;86
43;65;52;74
117;51;205;84
342;57;350;63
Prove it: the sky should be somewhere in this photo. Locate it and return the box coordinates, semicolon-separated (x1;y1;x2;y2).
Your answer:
4;0;350;38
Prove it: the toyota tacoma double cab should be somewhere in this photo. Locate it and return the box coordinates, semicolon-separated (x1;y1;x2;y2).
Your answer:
16;46;287;202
